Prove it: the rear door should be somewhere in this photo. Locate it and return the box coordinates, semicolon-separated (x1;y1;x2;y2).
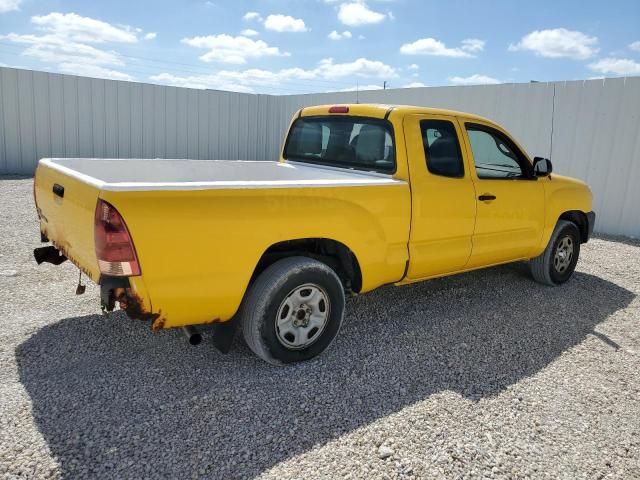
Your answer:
403;114;477;279
460;120;545;267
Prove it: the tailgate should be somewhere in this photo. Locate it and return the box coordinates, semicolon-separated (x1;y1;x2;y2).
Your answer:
34;161;101;281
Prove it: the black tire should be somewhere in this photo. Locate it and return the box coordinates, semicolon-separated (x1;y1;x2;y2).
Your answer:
240;256;345;366
530;220;581;286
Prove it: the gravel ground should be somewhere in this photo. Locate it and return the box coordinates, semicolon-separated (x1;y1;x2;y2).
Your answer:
0;176;639;479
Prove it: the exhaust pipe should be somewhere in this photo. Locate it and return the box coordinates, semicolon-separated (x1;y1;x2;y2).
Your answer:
182;326;202;346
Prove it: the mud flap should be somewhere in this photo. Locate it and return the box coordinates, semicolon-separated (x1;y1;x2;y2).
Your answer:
210;317;239;354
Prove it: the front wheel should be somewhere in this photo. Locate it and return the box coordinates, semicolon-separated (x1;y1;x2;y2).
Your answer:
530;220;581;286
240;257;345;365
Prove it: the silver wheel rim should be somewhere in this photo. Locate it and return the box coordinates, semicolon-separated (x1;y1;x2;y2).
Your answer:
553;235;574;273
275;283;330;350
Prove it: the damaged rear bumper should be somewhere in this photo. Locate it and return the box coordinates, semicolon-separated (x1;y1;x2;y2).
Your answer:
100;275;165;330
100;275;237;352
34;246;236;352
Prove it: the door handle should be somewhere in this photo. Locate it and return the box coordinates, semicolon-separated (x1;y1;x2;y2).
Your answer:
478;194;496;201
52;183;65;198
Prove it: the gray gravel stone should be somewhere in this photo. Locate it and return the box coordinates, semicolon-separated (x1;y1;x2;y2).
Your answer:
0;176;639;479
377;446;394;460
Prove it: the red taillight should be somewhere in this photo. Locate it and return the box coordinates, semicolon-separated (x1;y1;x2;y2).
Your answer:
94;199;141;276
329;105;349;113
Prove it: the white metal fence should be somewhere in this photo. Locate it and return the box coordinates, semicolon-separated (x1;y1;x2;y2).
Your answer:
1;67;638;237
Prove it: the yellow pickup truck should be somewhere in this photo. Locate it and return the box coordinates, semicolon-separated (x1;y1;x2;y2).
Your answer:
33;104;595;365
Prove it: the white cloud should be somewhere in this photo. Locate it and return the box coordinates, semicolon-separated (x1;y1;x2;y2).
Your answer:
181;34;289;64
0;0;22;13
149;72;255;93
31;12;139;44
449;74;500;85
240;29;259;37
403;81;427;88
400;38;479;57
264;14;307;32
338;1;387;27
0;61;25;68
461;38;485;53
243;11;262;22
1;12;143;79
58;63;134;81
509;28;598;60
316;57;397;79
338;84;383;92
144;32;157;40
408;63;419;70
150;57;397;93
588;58;640;76
328;30;352;40
629;41;640;52
0;33;124;66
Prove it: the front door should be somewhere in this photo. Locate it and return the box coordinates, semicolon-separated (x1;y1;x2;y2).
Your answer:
403;114;477;280
460;120;545;268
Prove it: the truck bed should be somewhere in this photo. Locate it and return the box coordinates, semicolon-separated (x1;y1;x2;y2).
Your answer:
40;158;402;191
34;156;410;326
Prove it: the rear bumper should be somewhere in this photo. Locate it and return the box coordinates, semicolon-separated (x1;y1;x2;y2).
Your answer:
586;211;596;241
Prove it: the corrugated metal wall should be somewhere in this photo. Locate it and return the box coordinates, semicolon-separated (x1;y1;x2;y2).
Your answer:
0;68;279;174
1;67;638;237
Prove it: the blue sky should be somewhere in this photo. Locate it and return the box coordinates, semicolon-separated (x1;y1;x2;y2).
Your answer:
1;0;639;94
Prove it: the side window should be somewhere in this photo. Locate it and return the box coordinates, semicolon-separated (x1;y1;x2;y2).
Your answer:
420;120;464;178
466;126;525;179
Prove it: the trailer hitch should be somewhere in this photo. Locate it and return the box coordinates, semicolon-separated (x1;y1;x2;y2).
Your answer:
33;246;67;266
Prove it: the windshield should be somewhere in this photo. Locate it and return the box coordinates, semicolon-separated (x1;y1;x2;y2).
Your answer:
283;116;395;174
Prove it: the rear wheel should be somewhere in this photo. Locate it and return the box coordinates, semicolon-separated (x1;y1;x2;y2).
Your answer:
530;220;581;286
240;257;345;365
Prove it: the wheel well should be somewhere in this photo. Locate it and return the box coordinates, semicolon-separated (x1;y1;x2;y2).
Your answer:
559;211;588;243
251;238;363;293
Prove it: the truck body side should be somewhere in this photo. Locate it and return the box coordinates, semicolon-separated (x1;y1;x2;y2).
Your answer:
34;103;593;332
98;183;411;327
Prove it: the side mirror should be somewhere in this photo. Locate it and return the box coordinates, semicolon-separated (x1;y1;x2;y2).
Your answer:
533;157;552;177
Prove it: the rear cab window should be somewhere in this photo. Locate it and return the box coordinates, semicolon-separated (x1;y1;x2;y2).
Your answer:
420;120;464;178
283;116;395;174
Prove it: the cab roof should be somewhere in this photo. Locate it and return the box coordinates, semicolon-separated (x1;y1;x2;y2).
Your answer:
300;103;493;124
